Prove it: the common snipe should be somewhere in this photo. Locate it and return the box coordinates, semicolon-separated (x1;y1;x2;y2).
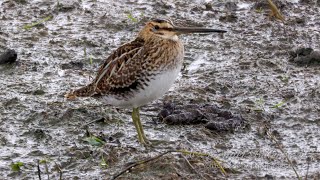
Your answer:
66;19;226;145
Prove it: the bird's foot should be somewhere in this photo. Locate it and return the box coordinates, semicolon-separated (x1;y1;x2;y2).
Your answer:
137;134;152;147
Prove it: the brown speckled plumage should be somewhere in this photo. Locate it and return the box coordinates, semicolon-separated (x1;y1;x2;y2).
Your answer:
66;20;184;101
65;19;226;145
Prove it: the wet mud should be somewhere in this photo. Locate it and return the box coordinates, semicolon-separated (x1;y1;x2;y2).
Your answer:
0;0;320;179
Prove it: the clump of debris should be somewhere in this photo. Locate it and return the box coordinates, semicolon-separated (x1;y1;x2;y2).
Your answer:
289;47;320;66
158;103;249;132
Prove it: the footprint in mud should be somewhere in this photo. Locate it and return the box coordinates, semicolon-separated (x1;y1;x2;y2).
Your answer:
158;103;249;132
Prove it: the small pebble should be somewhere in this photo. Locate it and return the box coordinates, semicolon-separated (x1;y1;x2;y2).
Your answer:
0;49;17;64
290;48;320;66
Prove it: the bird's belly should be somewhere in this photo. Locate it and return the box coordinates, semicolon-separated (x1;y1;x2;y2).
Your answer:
131;68;181;107
101;66;181;108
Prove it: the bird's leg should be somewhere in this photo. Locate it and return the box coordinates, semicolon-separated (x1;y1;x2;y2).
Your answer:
132;107;146;144
135;107;150;144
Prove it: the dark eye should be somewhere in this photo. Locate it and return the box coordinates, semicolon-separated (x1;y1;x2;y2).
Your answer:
154;25;160;30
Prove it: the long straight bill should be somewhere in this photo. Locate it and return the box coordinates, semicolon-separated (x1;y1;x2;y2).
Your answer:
173;27;227;34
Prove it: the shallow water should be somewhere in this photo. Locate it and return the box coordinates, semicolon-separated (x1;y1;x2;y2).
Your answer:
0;0;319;179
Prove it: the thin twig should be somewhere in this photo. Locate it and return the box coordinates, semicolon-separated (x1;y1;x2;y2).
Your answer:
37;160;42;180
211;157;227;176
177;150;227;176
81;117;105;128
267;131;301;180
304;157;310;180
112;150;227;179
267;0;285;22
44;160;49;180
22;15;53;30
54;162;63;180
111;150;173;180
177;150;209;157
181;155;207;180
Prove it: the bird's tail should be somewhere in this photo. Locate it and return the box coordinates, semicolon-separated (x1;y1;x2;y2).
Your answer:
65;83;96;99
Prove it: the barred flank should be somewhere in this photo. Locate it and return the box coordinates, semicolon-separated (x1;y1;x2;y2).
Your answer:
65;83;96;99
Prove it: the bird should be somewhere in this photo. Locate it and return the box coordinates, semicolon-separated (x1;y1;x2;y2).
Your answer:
65;19;226;145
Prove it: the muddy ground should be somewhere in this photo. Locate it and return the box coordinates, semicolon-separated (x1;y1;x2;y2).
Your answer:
0;0;319;179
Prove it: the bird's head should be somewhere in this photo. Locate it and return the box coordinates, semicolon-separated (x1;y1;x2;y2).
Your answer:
139;19;227;41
